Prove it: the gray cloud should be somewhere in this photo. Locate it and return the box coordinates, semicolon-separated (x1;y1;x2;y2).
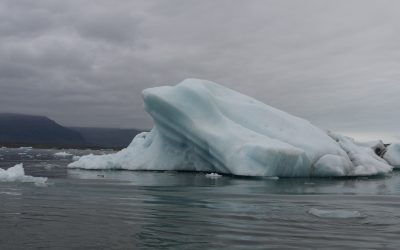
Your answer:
0;0;399;141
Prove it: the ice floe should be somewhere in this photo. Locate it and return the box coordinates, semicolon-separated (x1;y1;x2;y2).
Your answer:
205;173;222;179
308;208;363;219
54;151;73;157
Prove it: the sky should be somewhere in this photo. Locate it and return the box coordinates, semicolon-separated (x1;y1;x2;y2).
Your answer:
0;0;399;141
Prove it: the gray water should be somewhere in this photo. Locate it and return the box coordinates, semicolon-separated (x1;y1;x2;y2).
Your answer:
1;147;400;249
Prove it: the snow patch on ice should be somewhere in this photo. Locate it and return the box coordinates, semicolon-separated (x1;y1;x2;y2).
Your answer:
0;164;48;185
308;208;363;219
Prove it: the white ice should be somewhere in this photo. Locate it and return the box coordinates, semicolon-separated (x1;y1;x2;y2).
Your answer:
0;163;48;184
205;173;222;179
72;155;81;161
384;143;400;168
69;79;397;177
18;146;33;150
308;208;363;219
54;151;73;157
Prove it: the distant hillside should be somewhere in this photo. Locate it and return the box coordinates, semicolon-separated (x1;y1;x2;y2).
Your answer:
0;113;86;147
69;127;145;149
0;113;146;149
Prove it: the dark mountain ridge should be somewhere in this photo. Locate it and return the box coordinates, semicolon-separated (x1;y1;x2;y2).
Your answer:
69;127;144;149
0;113;85;146
0;113;144;149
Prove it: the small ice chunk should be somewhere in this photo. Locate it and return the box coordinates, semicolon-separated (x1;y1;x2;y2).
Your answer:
18;147;32;150
44;165;53;170
205;173;222;178
34;182;48;187
308;208;362;219
0;191;21;196
54;151;73;157
0;163;48;185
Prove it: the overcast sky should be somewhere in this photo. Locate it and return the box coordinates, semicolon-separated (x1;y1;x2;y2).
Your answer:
0;0;399;141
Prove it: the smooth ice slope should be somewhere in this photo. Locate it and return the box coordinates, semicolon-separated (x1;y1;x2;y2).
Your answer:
69;79;394;177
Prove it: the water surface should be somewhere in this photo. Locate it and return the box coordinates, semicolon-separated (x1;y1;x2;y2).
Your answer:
1;147;400;249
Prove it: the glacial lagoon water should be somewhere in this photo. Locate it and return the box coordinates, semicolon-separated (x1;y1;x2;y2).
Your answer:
1;147;400;249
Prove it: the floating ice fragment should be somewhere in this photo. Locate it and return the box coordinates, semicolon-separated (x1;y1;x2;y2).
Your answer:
308;208;362;219
0;163;48;185
44;165;54;170
205;173;222;178
0;191;21;196
54;151;73;157
72;155;81;161
18;147;32;150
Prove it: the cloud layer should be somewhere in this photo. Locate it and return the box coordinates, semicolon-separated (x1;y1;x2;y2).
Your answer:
0;0;399;140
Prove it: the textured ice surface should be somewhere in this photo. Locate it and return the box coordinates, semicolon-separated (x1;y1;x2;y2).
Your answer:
327;132;392;176
384;143;400;168
308;208;362;219
0;163;47;184
69;79;396;177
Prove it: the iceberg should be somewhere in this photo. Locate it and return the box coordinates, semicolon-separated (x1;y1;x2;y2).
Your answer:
69;79;397;177
0;163;48;184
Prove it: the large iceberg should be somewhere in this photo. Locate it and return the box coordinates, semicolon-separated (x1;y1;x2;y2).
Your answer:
69;79;396;177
